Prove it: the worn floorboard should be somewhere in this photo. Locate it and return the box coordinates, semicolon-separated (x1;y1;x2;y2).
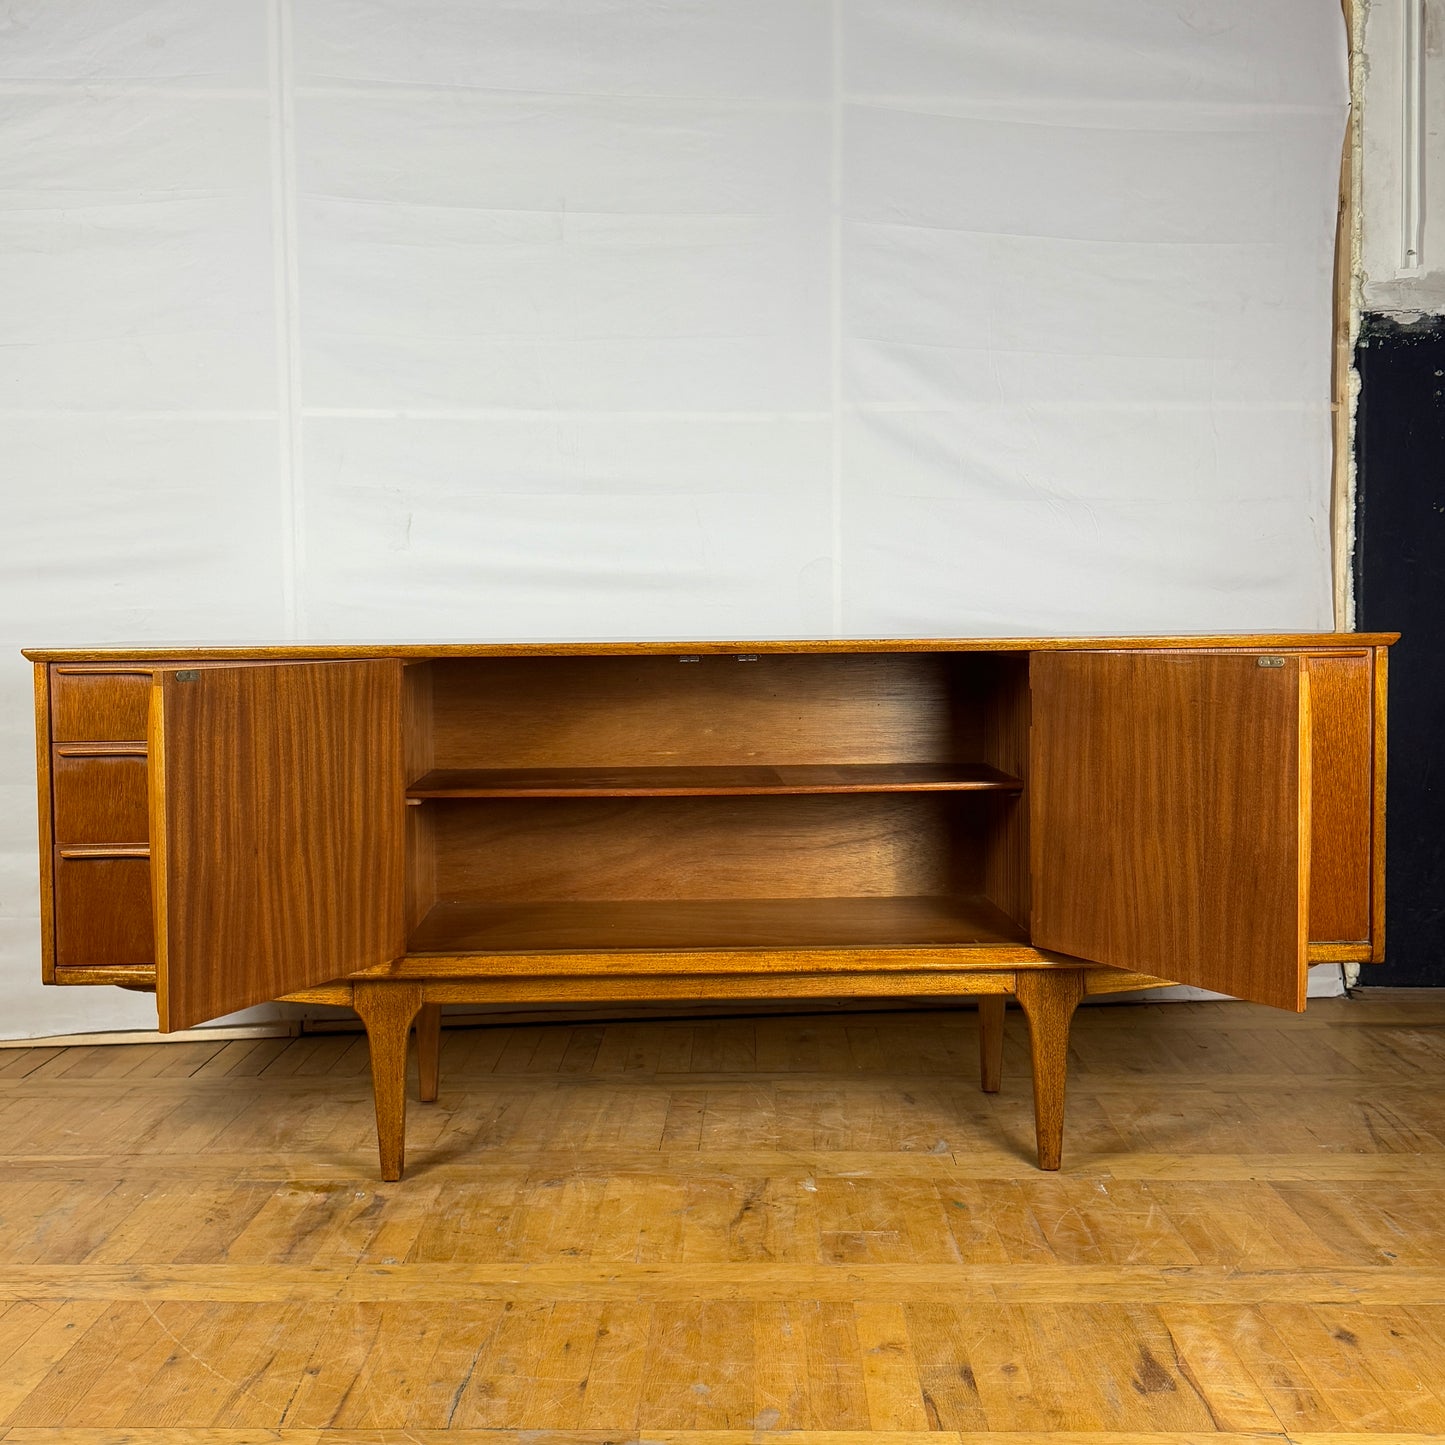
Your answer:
0;996;1442;1441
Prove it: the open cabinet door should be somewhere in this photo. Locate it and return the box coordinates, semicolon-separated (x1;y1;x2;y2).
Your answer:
149;661;405;1031
1030;651;1311;1011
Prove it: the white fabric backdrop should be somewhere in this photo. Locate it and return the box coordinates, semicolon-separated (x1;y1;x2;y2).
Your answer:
0;1;1346;1037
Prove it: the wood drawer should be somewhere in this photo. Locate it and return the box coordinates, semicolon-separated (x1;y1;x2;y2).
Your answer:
52;748;148;845
53;852;154;968
51;666;152;742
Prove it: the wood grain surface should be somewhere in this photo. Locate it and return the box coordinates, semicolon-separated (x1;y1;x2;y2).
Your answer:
1371;644;1390;960
51;752;149;845
52;964;159;988
33;662;56;985
149;662;407;1031
352;982;424;1181
425;653;992;771
403;661;440;938
406;895;1030;954
343;969;1026;1004
1304;652;1374;942
429;794;990;904
408;762;1023;798
982;657;1032;929
1030;652;1310;1011
24;631;1399;662
0;995;1439;1439
52;856;154;969
49;666;152;741
1013;970;1086;1170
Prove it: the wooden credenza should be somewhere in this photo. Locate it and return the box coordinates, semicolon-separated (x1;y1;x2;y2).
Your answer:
26;634;1393;1178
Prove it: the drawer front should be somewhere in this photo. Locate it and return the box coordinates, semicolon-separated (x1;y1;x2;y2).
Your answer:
52;749;149;845
53;853;154;968
1306;652;1374;944
51;667;152;742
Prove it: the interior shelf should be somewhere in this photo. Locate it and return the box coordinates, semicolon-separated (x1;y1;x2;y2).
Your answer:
406;762;1023;799
406;895;1029;954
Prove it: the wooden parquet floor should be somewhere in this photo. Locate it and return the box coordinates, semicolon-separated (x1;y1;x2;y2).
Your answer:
0;996;1444;1444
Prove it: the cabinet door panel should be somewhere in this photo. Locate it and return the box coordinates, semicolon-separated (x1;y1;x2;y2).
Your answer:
1030;651;1309;1011
151;661;405;1031
1305;653;1373;944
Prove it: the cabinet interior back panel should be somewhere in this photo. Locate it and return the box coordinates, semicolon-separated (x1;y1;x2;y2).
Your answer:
428;794;989;901
423;655;1002;769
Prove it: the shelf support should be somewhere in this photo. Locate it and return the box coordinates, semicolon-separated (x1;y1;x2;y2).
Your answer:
1013;969;1086;1170
354;982;425;1181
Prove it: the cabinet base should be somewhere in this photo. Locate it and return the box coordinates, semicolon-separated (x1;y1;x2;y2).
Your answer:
309;965;1167;1179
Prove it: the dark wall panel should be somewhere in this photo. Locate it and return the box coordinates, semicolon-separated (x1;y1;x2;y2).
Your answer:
1354;313;1445;986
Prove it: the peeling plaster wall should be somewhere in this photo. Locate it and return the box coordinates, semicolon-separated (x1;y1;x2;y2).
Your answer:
1359;0;1445;314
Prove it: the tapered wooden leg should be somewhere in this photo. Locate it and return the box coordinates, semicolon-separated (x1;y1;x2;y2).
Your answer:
415;1003;442;1103
354;983;424;1181
1013;970;1086;1171
978;995;1005;1094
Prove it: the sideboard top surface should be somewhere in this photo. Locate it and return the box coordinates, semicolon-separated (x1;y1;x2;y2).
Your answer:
22;632;1398;662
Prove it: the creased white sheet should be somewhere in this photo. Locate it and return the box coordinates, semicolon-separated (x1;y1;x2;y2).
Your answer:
0;0;1346;1036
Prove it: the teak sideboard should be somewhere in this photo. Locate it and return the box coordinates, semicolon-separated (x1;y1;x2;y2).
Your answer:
25;634;1392;1178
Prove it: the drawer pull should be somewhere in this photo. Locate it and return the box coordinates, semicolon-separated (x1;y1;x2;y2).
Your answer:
56;743;147;758
53;666;153;676
58;845;150;860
